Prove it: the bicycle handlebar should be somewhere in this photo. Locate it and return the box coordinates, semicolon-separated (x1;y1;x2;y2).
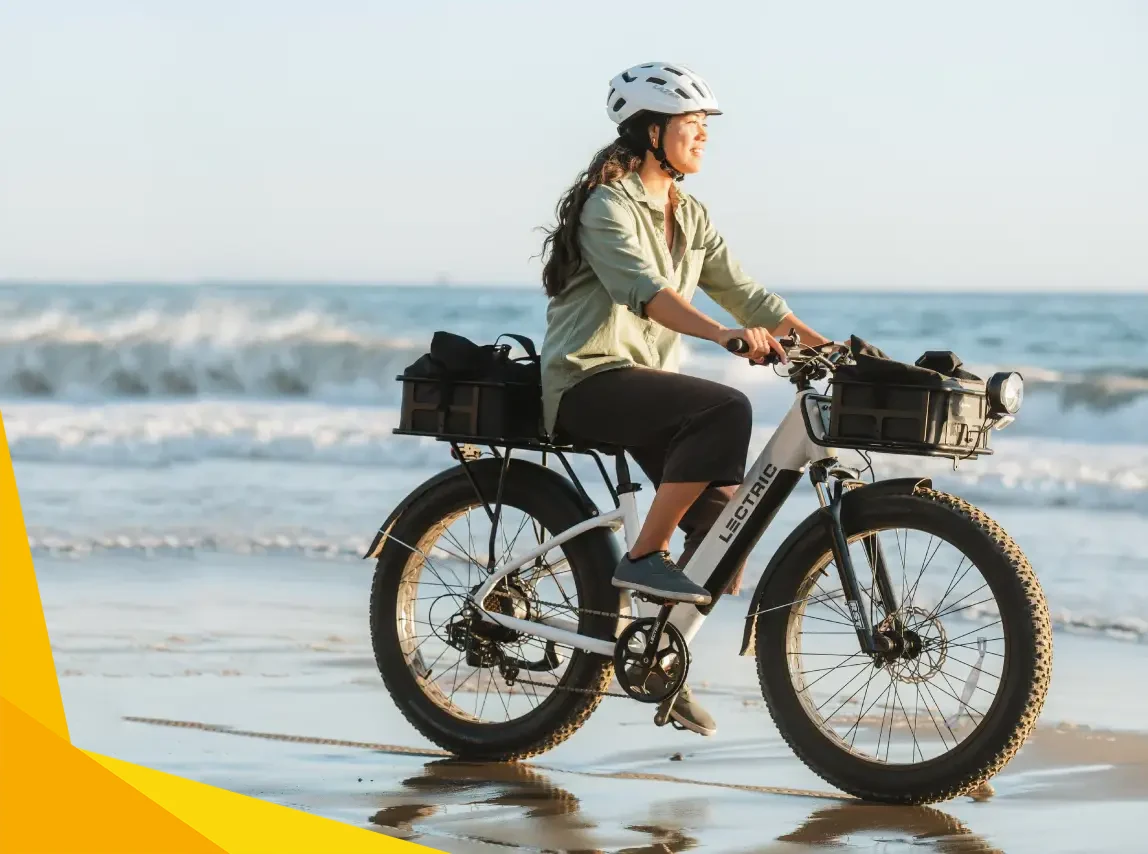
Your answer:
724;336;792;366
725;334;851;375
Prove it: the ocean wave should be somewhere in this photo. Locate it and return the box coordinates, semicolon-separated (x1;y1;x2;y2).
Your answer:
6;403;1148;514
2;403;449;468
3;304;1148;417
0;304;429;402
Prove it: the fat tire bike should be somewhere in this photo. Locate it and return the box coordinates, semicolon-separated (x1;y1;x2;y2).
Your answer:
365;335;1052;804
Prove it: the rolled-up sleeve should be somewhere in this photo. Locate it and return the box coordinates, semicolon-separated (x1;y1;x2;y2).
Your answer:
579;192;670;317
696;200;791;330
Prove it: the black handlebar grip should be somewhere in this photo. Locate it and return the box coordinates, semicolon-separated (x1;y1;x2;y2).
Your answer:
726;338;749;354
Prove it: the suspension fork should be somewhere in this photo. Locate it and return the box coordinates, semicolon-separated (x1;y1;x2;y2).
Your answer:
812;466;901;655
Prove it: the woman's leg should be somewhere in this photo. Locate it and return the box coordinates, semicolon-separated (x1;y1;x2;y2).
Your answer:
629;481;710;558
555;367;753;602
556;367;752;736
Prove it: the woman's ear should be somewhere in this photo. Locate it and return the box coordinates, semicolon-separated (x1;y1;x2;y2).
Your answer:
648;122;660;149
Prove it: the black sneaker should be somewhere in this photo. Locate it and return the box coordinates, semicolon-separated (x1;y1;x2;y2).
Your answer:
612;551;712;605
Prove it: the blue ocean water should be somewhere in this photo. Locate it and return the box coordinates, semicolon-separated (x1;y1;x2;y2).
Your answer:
5;283;1147;637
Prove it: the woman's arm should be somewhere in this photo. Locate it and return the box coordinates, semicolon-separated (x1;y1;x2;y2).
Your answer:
645;288;794;362
685;199;832;353
772;313;830;348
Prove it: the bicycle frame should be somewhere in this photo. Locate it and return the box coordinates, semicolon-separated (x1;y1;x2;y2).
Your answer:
469;388;837;658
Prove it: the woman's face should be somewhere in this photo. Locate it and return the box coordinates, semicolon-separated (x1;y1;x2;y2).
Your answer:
655;112;709;175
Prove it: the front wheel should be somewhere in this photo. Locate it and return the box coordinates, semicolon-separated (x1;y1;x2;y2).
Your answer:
755;486;1052;803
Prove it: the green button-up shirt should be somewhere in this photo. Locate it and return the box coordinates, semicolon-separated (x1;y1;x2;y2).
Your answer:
539;170;791;437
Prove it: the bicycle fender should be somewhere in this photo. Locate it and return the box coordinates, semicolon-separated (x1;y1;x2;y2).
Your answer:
362;457;611;563
362;465;463;560
738;476;932;656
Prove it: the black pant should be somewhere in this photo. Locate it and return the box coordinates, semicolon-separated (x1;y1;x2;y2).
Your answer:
555;366;753;591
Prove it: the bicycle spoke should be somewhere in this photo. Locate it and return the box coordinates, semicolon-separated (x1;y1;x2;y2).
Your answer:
396;502;583;726
788;523;1012;769
942;619;1003;647
798;655;870;692
840;676;892;743
904;535;942;609
891;680;922;762
925;557;977;621
930;586;992;622
850;663;878;749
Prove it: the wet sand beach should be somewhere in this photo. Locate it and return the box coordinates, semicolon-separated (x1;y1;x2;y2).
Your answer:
40;554;1148;853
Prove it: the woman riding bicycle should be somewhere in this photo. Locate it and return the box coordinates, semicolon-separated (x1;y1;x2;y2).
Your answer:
539;62;833;736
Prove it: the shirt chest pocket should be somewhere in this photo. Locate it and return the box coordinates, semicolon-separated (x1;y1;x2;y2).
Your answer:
680;248;707;297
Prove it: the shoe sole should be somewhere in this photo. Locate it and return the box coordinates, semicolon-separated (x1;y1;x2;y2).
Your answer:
669;707;717;737
611;577;711;606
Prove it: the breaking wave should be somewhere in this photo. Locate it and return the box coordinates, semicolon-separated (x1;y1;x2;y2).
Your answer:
4;305;1148;418
6;403;1148;515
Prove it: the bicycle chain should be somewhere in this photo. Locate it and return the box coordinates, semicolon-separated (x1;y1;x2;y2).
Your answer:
480;588;640;700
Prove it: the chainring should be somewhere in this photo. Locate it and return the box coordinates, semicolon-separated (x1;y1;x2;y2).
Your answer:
613;617;689;704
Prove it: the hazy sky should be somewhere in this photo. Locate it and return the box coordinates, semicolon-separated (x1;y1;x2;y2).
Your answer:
1;1;1144;291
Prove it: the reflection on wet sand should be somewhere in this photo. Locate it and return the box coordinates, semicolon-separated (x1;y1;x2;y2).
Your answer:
778;802;1000;853
370;759;700;853
369;759;995;853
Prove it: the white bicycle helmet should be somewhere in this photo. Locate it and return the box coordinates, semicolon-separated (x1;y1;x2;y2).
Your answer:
606;62;722;125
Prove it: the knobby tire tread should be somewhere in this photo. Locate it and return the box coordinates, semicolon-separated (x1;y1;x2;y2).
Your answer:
756;486;1052;804
370;459;618;762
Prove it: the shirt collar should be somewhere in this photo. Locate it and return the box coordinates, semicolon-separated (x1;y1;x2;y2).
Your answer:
619;171;665;213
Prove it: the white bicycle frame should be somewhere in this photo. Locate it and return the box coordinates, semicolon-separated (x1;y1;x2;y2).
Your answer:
468;389;835;658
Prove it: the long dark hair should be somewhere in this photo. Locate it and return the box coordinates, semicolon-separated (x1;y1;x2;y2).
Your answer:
540;113;675;298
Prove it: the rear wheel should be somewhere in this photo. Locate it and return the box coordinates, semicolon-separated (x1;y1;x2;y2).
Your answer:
755;486;1052;803
370;458;620;760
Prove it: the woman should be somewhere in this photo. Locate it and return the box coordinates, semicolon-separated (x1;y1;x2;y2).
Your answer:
538;62;832;735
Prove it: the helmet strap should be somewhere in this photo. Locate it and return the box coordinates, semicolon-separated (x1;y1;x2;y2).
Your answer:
618;114;685;182
651;115;685;182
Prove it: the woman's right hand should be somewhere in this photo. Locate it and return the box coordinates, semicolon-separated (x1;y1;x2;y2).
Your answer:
713;327;788;364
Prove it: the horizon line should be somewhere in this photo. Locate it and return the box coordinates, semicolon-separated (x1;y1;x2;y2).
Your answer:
1;278;1146;295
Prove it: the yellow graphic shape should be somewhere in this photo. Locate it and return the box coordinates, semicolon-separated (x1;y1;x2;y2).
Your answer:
0;414;437;852
1;698;229;854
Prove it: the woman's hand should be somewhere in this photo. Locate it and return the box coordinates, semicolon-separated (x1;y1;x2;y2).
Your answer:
713;327;788;364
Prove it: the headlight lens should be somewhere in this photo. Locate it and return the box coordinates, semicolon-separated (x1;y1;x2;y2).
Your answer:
988;372;1024;415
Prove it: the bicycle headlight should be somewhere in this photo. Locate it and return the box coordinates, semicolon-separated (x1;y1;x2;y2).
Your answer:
987;372;1024;416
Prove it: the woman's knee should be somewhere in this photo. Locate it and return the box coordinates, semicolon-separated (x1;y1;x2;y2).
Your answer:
717;386;753;443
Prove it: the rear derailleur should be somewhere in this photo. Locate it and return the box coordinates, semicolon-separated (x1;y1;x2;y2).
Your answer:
445;577;562;678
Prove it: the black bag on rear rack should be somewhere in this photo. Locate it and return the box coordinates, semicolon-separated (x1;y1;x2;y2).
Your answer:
825;336;993;458
395;331;544;443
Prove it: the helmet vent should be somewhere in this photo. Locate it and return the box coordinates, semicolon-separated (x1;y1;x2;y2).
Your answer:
622;71;636;83
663;66;684;76
674;88;690;99
646;76;667;85
612;97;627;113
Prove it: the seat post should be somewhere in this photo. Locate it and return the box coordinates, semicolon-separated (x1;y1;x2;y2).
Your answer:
614;451;635;493
613;451;642;553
